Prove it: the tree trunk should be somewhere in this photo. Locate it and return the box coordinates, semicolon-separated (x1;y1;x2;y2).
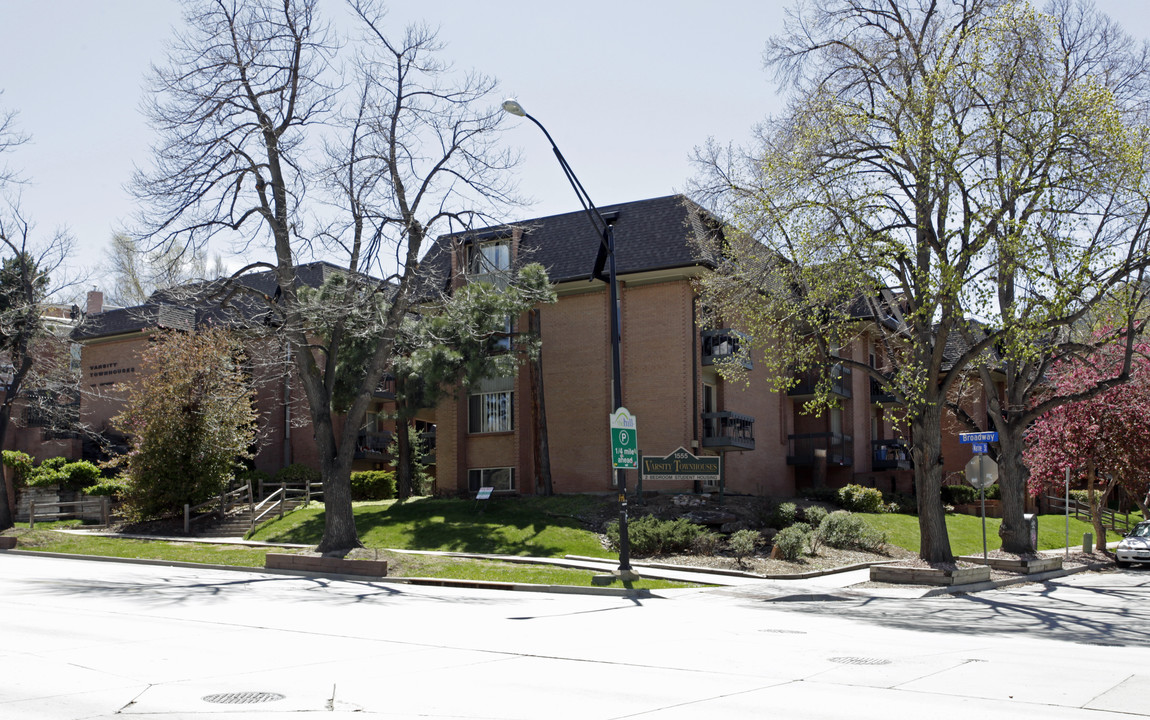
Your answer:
912;402;953;564
1085;462;1112;553
997;425;1032;553
395;418;413;500
0;375;21;531
307;403;362;554
528;309;553;496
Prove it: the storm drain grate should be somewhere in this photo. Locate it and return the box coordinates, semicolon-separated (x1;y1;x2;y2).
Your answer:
829;656;891;666
202;692;285;705
759;629;807;634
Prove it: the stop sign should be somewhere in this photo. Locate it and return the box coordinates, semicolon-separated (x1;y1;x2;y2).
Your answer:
965;455;998;490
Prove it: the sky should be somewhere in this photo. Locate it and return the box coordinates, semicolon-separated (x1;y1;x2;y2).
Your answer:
2;0;1149;299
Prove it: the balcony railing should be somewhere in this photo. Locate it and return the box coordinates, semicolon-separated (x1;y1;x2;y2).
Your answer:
869;377;897;404
355;430;393;458
701;411;755;451
701;329;752;370
872;438;912;470
787;432;853;466
788;364;852;399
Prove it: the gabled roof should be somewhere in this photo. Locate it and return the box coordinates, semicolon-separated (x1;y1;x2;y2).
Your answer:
70;261;351;342
418;195;721;292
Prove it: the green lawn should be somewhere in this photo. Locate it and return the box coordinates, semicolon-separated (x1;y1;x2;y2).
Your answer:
3;496;697;589
861;512;1116;555
248;495;616;559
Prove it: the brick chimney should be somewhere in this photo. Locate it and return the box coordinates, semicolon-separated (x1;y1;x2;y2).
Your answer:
86;290;104;315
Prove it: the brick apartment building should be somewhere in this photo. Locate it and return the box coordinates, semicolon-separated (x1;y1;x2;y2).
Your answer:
61;195;985;499
420;194;944;498
69;263;400;476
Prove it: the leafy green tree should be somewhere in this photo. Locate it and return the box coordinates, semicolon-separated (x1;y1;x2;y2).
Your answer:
113;329;257;521
692;0;1150;563
309;263;556;499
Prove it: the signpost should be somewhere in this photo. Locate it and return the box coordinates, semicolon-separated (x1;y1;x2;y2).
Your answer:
610;408;638;470
965;454;999;561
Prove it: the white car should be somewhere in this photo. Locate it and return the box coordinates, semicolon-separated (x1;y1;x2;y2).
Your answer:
1116;521;1150;568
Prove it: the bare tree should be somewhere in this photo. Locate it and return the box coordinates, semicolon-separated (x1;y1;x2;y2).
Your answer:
132;0;519;552
104;232;227;306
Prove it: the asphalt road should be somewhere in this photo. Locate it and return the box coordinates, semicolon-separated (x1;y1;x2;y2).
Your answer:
2;553;1148;719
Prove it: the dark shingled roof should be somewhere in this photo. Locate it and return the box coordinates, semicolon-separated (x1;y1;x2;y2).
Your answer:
70;261;350;342
419;195;721;293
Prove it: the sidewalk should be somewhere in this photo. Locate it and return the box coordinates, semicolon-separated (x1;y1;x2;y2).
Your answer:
44;528;1117;601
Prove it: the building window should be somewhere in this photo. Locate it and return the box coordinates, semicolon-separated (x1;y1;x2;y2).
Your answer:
468;467;515;492
466;239;511;277
468;375;514;433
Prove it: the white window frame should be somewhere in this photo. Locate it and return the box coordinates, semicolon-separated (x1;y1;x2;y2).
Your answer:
467;239;511;276
468;375;514;434
468;467;515;492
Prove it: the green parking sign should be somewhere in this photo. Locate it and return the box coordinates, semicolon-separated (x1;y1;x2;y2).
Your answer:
610;407;638;469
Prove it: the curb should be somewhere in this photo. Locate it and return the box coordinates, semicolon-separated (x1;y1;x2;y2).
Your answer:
0;549;660;598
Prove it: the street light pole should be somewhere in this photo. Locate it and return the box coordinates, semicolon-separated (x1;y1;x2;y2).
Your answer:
502;98;634;577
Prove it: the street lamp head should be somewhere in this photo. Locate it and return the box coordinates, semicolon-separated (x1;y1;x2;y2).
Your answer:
501;98;526;117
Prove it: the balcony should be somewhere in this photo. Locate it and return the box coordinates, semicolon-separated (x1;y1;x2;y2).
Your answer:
788;364;851;400
355;430;393;459
701;411;755;451
872;439;912;470
701;329;752;370
869;377;897;404
787;432;853;466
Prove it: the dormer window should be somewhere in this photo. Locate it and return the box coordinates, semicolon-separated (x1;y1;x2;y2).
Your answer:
466;238;511;281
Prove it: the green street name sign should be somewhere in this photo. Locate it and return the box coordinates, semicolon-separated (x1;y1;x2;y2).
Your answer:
610;407;638;470
641;447;720;482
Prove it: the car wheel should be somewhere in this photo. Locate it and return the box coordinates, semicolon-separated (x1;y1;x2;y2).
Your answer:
1116;559;1130;569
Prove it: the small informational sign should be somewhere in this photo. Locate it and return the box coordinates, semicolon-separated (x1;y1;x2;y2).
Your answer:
610;407;638;470
959;431;999;444
475;486;494;500
971;442;989;454
641;447;720;483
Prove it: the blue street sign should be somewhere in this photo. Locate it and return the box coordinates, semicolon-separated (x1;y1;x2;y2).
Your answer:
972;442;989;454
959;431;998;444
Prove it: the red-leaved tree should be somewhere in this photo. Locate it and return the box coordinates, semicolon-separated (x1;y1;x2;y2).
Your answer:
1025;341;1150;551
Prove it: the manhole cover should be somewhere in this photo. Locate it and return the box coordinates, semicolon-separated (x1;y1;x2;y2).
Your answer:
829;656;891;666
202;692;285;705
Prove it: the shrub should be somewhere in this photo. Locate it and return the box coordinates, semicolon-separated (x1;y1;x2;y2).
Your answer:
1;450;34;487
815;511;887;552
350;470;396;501
941;484;978;505
803;505;829;528
83;475;131;500
837;484;885;513
728;529;761;563
606;515;703;556
771;501;798;529
237;469;272;492
691;529;724;555
274;463;321;487
59;461;102;490
773;524;810;561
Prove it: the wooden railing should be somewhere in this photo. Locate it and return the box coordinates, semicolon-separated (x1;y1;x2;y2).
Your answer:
1046;494;1132;534
184;482;253;533
28;497;111;529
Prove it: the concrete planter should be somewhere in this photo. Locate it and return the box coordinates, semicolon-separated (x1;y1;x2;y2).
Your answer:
0;536;16;550
870;563;992;586
959;555;1063;574
265;552;387;577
